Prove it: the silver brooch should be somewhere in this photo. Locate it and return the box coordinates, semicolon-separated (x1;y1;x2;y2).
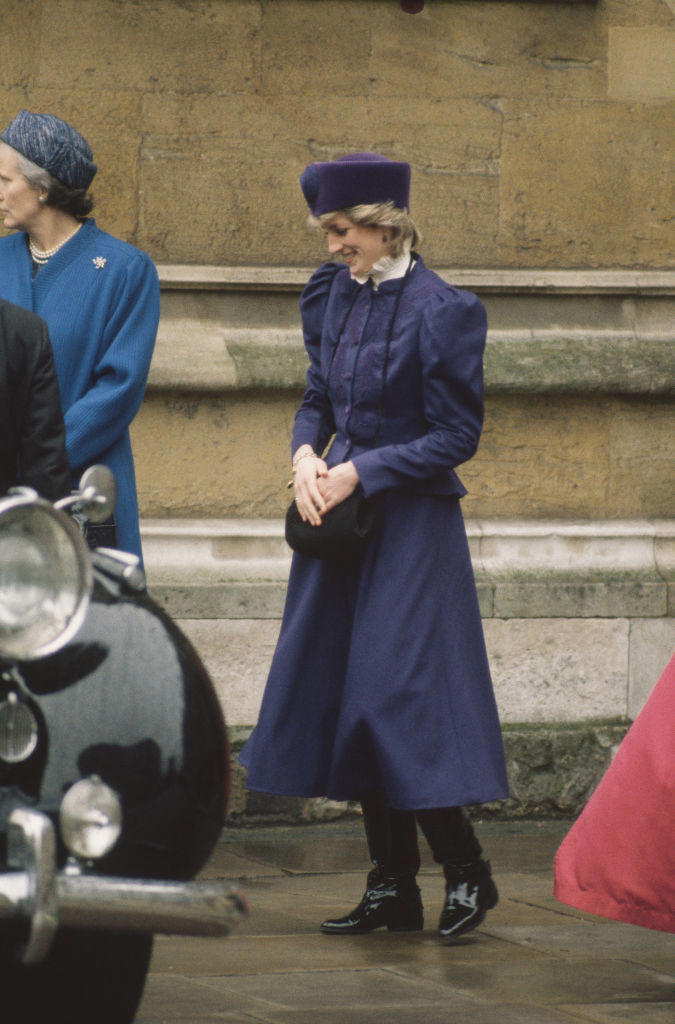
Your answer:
93;256;107;269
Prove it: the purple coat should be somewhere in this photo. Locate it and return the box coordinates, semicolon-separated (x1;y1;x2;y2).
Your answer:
241;259;508;810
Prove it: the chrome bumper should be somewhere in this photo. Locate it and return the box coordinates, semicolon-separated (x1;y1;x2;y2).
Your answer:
0;807;248;964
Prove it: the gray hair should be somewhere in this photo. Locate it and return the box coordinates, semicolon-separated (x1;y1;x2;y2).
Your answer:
312;201;421;257
15;150;56;193
14;147;93;220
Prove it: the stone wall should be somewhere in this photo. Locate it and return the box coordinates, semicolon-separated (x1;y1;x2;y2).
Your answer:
136;265;673;821
135;267;674;522
1;1;673;268
2;0;673;818
142;508;674;819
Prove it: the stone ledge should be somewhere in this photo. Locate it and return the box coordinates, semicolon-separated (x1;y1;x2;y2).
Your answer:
149;266;675;394
143;517;675;621
158;265;675;295
225;720;631;824
143;519;674;734
148;326;674;395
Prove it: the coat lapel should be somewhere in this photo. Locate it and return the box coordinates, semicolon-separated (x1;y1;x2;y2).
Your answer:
31;219;98;305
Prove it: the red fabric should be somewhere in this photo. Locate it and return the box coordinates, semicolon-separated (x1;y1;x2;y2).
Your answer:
554;653;675;932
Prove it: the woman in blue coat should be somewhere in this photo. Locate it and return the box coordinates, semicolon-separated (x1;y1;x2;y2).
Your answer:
241;153;508;942
0;110;159;561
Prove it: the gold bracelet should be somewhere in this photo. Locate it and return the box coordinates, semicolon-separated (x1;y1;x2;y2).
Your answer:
288;450;317;488
292;451;316;472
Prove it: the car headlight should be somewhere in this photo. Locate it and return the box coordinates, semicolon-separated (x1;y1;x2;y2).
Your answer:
60;775;123;860
0;492;91;660
0;692;39;763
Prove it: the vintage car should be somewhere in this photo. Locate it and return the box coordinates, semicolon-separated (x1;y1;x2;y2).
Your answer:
0;469;246;1022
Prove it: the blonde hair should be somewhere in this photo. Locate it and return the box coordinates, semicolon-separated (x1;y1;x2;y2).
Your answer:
311;201;421;257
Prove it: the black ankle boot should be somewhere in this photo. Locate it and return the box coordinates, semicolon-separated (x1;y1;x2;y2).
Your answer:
320;867;424;935
438;858;498;941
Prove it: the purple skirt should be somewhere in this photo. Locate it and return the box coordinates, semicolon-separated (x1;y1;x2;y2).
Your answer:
240;493;508;810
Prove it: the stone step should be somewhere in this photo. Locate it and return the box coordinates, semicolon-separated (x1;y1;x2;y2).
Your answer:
142;518;675;732
143;518;291;578
151;266;675;394
143;517;675;620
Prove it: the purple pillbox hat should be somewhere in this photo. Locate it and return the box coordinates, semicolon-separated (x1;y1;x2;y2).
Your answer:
1;110;97;190
300;152;411;216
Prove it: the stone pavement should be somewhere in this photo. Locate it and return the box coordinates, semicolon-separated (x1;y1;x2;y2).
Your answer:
136;820;674;1023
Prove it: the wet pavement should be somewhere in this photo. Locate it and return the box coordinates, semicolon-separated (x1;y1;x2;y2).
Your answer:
136;819;674;1023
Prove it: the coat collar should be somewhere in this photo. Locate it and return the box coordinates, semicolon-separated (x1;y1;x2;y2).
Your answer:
27;218;100;300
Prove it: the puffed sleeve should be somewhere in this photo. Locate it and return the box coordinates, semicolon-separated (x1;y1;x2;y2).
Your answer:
291;261;342;458
64;251;159;470
353;286;487;493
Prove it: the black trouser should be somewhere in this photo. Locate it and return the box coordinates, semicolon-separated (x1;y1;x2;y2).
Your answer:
360;793;483;875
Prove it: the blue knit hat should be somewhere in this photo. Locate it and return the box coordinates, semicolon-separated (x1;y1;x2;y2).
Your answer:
1;110;97;189
300;152;411;217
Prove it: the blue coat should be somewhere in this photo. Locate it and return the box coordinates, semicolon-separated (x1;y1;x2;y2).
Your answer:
0;220;159;560
241;259;508;810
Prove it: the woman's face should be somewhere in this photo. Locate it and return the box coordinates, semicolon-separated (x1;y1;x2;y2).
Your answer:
0;143;43;233
324;214;391;277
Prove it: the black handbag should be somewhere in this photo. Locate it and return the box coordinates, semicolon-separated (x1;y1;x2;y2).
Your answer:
285;256;413;561
285;486;382;560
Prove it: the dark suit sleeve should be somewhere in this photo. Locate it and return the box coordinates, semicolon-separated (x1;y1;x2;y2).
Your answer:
17;321;72;501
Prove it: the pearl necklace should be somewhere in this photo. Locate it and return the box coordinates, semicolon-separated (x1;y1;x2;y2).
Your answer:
29;224;81;264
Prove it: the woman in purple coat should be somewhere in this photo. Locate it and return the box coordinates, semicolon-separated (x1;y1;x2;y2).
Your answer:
241;153;508;942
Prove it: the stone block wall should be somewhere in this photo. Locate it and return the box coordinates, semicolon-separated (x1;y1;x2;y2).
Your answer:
139;265;674;821
142;509;674;819
134;267;673;524
1;1;673;269
1;0;673;818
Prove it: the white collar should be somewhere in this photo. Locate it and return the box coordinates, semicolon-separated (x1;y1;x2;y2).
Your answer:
352;246;414;288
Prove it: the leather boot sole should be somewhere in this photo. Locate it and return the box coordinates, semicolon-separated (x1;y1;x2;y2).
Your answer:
320;919;423;934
